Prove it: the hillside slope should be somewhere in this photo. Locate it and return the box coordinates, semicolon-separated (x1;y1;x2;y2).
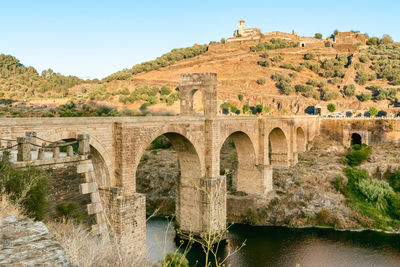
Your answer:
1;38;400;116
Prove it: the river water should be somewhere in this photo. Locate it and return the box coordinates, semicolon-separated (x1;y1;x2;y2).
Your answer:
147;217;400;267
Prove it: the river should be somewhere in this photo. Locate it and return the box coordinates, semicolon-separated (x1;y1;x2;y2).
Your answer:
147;217;400;267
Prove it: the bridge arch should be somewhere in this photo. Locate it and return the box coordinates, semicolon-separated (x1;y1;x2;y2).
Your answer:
134;130;204;234
351;132;362;146
219;131;260;195
40;131;112;188
268;127;289;167
296;127;307;153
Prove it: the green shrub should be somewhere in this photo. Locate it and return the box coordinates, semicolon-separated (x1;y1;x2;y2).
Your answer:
333;176;343;192
294;84;313;93
304;53;316;60
263;106;271;114
220;102;231;113
56;203;82;223
259;52;269;58
256;78;266;85
151;135;172;149
359;55;370;63
389;193;400;219
358;92;372;102
278;81;294;95
257;60;270;67
160;86;171;95
355;71;370;85
0;162;49;220
250;38;299;52
389;170;400;192
280;63;295;70
306;79;319;87
166;93;180;106
230;105;238;113
368;106;378;117
358;178;394;211
320;87;339;101
314;33;323;39
159;253;189;267
327;103;336;112
344;84;356;97
367;37;380;46
238;94;243;101
242;104;250;114
255;104;263;113
343;144;372;166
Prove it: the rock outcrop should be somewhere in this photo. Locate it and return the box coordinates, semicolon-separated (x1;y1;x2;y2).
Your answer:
0;216;72;266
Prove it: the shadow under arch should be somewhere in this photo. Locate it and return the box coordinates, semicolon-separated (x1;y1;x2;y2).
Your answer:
351;132;362;146
219;131;260;195
268;127;289;167
135;131;204;234
296;127;306;153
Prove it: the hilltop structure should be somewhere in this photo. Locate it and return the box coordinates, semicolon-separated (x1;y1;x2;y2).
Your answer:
226;20;368;52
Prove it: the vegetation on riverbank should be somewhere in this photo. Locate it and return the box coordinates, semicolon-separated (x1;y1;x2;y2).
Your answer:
335;145;400;231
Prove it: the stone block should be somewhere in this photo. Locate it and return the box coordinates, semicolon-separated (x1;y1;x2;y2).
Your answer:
77;162;94;174
87;202;102;215
79;182;98;194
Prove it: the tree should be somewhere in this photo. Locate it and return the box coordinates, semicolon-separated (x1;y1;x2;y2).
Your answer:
344;84;356;97
230;105;238;113
255;104;263;114
358;92;372;102
314;33;323;39
381;35;393;44
242;104;250;114
367;37;380;46
327;103;336;112
369;106;378;117
220;102;231;113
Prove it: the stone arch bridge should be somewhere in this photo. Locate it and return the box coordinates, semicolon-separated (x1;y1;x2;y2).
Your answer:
0;73;321;262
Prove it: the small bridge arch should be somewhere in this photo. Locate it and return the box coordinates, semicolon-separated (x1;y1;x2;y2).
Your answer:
179;73;218;118
296;127;307;153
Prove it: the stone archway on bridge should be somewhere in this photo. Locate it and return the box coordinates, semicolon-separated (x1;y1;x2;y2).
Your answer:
219;131;260;195
179;73;218;118
135;132;205;234
268;127;289;167
296;127;307;153
41;131;111;188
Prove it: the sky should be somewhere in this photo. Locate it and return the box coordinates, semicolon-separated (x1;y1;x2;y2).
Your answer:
1;0;399;79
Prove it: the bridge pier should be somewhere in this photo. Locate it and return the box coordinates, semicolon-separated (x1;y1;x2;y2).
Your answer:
101;187;146;264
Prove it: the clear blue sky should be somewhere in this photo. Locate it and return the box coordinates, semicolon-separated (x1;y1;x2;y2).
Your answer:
1;0;398;79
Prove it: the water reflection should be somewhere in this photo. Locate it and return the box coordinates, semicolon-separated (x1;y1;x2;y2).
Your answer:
147;218;400;267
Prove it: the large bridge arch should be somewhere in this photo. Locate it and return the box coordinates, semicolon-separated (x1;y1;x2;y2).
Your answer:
268;127;289;167
133;128;205;234
219;131;261;195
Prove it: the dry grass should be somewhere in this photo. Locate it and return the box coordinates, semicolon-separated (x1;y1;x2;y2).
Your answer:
0;193;144;267
46;220;145;267
0;192;25;219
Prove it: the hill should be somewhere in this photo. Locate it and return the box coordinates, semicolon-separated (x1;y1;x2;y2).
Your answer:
1;25;400;116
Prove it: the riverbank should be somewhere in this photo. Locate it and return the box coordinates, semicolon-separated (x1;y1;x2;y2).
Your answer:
137;135;400;233
147;216;400;266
